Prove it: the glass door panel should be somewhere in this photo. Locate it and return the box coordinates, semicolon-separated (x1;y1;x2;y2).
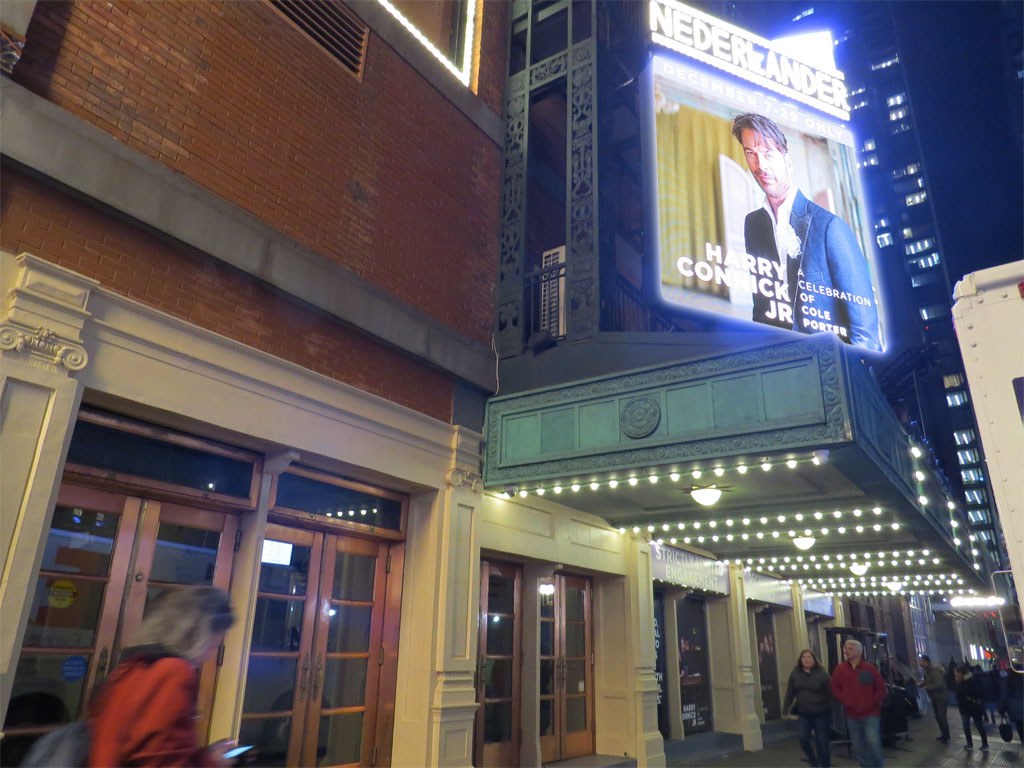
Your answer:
475;562;522;767
242;528;393;768
309;537;385;768
240;525;320;768
540;574;593;762
1;485;140;768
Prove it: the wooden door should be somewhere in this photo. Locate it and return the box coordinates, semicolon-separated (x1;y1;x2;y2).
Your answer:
539;574;594;763
239;525;398;767
474;562;522;767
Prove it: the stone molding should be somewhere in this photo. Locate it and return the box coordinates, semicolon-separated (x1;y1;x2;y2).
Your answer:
0;324;88;371
1;252;98;374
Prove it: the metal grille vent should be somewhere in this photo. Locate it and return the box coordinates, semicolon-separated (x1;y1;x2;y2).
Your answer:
270;0;368;78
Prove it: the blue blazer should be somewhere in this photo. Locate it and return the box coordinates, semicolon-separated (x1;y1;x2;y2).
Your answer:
744;191;881;351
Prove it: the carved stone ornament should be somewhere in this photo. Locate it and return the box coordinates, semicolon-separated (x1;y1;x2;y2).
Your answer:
0;324;89;371
620;396;661;439
447;467;484;493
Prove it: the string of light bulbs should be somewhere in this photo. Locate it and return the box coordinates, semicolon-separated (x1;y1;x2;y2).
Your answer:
623;506;899;542
496;451;828;498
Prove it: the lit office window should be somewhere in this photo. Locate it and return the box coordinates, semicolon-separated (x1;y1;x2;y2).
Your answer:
876;233;893;247
889;107;907;121
875;217;889;229
965;489;987;505
967;509;988;525
957;449;980;465
920;304;949;320
913;253;941;270
902;227;915;238
871;55;899;70
953;429;976;445
892;122;911;134
946;390;968;407
862;139;876;152
906;238;935;255
906;191;927;206
861;155;879;167
961;467;984;484
943;373;964;388
886;93;906;107
850;85;866;96
905;163;920;175
852;99;869;110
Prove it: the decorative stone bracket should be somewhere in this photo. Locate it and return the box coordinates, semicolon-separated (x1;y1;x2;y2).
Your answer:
0;324;88;370
2;252;97;374
446;467;484;493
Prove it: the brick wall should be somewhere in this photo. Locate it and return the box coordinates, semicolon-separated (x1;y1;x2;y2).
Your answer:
13;0;503;347
1;164;456;422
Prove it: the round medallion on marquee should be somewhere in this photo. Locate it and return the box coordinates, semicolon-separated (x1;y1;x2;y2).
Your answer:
620;396;661;439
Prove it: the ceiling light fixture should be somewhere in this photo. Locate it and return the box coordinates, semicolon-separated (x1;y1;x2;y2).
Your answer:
690;486;722;506
793;536;816;550
850;562;869;576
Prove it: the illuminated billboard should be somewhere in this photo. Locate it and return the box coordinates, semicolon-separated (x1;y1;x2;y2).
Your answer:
647;0;885;352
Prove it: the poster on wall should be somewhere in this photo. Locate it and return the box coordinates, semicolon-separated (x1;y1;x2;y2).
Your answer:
647;1;886;353
755;611;781;719
677;596;713;732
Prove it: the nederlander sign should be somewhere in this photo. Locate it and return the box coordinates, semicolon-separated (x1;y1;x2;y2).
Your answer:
649;0;850;121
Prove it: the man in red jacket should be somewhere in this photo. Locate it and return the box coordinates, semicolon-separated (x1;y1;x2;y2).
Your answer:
831;638;887;767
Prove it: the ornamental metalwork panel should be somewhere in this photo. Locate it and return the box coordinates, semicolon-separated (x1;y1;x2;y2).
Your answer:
483;336;851;485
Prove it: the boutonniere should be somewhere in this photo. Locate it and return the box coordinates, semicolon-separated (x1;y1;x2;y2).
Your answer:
777;221;802;260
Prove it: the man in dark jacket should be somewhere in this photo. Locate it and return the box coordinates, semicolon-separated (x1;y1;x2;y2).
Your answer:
954;664;989;750
918;655;950;743
831;639;887;767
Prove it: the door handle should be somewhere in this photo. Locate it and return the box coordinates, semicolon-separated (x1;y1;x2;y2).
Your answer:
312;656;324;702
299;654;311;701
95;647;110;682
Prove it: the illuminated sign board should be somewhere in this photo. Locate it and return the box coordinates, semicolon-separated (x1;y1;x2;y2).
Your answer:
649;0;849;120
647;3;886;352
651;543;730;594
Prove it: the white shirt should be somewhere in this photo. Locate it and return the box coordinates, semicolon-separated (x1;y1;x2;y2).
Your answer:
761;185;800;298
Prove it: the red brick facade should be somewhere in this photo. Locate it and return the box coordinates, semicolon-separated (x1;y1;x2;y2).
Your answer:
1;164;456;422
10;0;503;346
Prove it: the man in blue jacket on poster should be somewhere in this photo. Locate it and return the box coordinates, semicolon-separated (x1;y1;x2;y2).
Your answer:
732;112;881;351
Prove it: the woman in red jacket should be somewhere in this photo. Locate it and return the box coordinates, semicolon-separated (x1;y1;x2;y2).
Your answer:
88;586;236;767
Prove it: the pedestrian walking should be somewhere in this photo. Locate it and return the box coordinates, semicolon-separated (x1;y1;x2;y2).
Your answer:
783;649;833;767
953;663;989;751
830;638;887;768
997;664;1023;743
88;586;238;766
917;654;950;743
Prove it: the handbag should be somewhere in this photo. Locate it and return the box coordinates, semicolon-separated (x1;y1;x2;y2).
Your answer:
999;714;1014;743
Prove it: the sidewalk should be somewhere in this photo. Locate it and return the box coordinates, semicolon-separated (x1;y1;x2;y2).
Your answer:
675;714;1022;768
545;714;1023;768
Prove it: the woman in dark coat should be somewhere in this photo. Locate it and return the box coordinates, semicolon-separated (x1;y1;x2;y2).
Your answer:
953;663;989;751
783;649;833;768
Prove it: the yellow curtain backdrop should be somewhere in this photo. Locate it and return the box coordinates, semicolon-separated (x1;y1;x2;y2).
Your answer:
656;105;748;295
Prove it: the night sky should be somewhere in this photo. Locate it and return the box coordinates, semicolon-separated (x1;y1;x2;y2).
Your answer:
892;1;1023;282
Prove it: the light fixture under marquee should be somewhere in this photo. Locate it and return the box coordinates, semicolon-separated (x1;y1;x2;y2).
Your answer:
793;536;816;551
690;486;723;506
